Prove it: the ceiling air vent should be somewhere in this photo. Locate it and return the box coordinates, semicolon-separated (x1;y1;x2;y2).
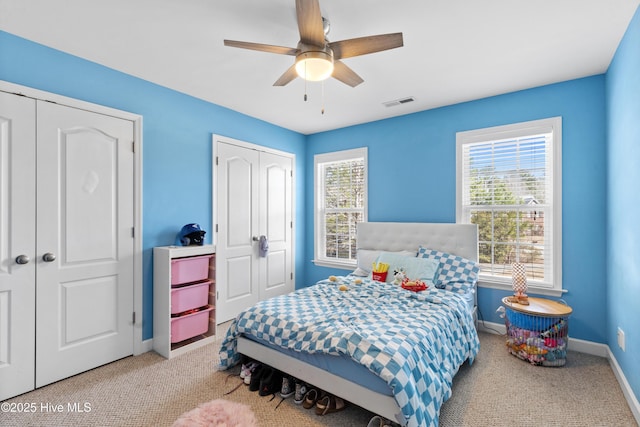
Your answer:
382;96;416;108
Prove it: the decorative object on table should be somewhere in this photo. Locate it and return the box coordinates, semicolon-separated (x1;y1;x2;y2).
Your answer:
176;223;206;246
172;398;258;427
371;262;390;282
507;262;529;305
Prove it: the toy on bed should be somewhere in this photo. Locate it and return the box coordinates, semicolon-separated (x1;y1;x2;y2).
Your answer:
400;277;428;292
328;275;357;291
391;268;406;286
390;268;428;291
371;262;390;282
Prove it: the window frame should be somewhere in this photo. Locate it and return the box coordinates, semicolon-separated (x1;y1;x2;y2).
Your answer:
456;117;563;296
313;147;368;270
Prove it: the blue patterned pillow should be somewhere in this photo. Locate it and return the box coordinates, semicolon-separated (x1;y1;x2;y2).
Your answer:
417;246;479;293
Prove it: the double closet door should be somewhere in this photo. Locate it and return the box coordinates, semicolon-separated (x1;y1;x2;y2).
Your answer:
0;91;135;400
215;137;294;323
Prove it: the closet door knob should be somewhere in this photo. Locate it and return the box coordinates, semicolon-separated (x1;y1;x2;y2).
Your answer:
42;252;56;262
15;255;30;265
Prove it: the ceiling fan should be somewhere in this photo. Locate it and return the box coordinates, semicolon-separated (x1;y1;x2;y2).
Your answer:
224;0;403;87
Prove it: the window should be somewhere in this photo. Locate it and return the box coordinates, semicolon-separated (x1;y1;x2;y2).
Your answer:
456;117;562;294
314;148;367;269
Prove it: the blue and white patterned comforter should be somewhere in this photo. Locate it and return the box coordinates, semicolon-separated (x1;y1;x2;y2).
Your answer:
218;276;480;427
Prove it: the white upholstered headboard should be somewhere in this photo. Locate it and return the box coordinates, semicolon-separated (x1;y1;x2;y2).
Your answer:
356;222;478;262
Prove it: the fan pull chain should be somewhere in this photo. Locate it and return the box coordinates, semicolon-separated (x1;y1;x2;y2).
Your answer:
304;59;308;102
321;80;325;115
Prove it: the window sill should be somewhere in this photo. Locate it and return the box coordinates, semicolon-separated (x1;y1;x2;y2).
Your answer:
478;279;566;298
312;259;356;271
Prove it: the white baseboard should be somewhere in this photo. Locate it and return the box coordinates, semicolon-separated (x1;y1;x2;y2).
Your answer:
476;320;505;335
608;347;640;425
568;336;609;357
138;338;154;355
478;320;639;424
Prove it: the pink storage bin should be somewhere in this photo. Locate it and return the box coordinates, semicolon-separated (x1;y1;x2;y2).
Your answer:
171;280;211;314
171;255;212;285
171;305;213;343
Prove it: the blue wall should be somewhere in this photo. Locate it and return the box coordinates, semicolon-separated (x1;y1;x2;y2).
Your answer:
0;31;307;341
304;76;608;345
606;5;640;403
2;9;639;402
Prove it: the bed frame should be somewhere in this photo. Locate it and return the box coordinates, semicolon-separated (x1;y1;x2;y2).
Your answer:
237;222;478;425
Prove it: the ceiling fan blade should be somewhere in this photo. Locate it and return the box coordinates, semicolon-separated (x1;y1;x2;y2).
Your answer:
296;0;325;46
330;32;404;60
273;64;299;86
332;60;364;87
224;39;298;56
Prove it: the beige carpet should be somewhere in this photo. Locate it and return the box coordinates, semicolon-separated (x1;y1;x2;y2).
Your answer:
1;329;637;427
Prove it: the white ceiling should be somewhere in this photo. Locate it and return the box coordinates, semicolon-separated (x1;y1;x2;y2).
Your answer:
1;0;638;134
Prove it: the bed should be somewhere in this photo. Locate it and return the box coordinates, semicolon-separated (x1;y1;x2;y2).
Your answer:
218;222;480;427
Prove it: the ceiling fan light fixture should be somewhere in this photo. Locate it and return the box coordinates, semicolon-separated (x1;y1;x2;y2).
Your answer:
295;50;334;81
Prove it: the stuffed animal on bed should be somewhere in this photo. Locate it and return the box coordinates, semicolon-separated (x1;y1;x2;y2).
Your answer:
392;268;407;285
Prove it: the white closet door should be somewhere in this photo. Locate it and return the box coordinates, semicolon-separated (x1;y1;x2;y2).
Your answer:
215;139;294;323
35;101;135;387
0;92;37;401
216;141;260;323
259;151;293;301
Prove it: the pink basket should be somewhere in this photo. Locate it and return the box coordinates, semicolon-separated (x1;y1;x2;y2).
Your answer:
171;255;212;285
171;280;211;314
171;305;213;343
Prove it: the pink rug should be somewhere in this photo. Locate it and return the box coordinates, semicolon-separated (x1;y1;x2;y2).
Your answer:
172;399;258;427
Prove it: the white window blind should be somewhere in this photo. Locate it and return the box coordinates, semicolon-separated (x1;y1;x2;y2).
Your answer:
314;148;368;268
457;117;562;292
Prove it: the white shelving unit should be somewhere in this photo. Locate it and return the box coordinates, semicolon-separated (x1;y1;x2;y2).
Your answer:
153;245;216;359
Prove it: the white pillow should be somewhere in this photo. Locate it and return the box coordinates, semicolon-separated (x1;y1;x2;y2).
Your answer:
351;267;370;277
